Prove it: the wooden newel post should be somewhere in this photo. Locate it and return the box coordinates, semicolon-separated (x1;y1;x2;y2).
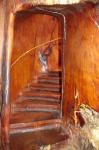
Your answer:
1;0;14;144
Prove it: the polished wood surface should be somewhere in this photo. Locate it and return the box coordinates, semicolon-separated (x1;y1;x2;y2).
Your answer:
0;125;68;150
1;3;63;145
10;12;61;102
10;71;62;132
64;3;99;117
0;1;99;148
0;0;4;107
0;0;4;77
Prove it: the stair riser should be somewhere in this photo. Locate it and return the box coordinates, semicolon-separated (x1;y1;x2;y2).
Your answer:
17;96;60;103
11;71;62;125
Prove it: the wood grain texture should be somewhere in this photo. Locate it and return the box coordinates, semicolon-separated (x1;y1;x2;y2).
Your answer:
64;3;99;117
1;1;99;147
0;0;4;76
0;0;15;145
10;12;61;102
0;0;4;108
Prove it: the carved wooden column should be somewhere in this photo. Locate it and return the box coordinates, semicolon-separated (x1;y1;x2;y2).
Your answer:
1;0;14;145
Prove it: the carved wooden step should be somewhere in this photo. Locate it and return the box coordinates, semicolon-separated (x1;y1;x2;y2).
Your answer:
29;83;61;88
26;84;61;92
38;71;61;84
11;71;62;127
17;93;60;103
17;94;60;103
10;112;60;124
38;75;61;81
29;86;60;92
15;99;60;105
41;71;61;77
38;78;61;84
12;100;60;112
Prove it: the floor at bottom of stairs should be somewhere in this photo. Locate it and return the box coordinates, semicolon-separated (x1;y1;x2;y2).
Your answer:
0;126;68;150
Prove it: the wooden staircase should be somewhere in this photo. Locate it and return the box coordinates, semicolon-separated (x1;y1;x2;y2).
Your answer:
10;71;62;132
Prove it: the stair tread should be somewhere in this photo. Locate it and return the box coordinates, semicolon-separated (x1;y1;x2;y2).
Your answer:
38;79;60;84
13;99;60;107
27;87;61;92
12;100;60;112
27;83;61;92
17;95;60;103
21;90;60;98
29;82;61;88
10;111;59;124
41;71;61;77
38;76;61;80
11;71;62;125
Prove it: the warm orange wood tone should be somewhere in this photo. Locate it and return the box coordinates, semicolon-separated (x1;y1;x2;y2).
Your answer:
1;1;99;149
10;12;62;102
0;0;4;79
0;2;3;113
64;3;99;117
